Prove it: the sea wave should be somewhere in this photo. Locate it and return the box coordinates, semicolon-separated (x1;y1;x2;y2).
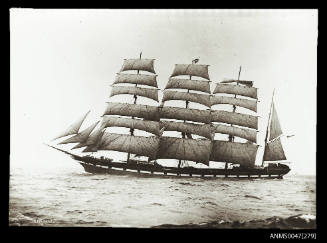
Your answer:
9;163;316;228
152;214;316;229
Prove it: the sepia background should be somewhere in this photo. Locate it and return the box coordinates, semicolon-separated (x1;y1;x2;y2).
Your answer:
10;9;317;228
11;9;317;174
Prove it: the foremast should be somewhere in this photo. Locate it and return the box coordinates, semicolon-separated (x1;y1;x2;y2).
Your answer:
127;51;142;163
97;52;160;161
50;53;157;161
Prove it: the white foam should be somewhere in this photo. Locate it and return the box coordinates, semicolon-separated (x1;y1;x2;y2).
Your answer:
298;214;316;222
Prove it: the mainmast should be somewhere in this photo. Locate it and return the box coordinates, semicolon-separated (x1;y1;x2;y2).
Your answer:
177;60;194;169
158;59;212;168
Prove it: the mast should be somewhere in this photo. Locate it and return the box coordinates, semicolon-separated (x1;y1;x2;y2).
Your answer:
159;59;212;166
53;53;160;158
95;53;159;158
210;68;259;168
225;66;241;169
127;51;142;163
261;89;286;164
177;72;191;169
261;90;274;166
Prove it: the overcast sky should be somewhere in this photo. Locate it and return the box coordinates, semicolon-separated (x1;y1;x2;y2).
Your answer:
10;9;317;174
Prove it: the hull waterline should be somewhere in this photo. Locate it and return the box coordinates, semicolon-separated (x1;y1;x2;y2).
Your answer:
73;154;290;179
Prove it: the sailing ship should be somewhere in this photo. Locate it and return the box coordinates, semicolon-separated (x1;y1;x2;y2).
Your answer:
47;53;291;179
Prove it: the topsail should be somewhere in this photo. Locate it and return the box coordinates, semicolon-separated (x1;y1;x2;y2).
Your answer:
213;84;257;99
162;90;211;108
211;110;258;130
211;96;257;112
160;121;212;139
110;86;159;102
101;116;160;136
104;103;160;121
212;124;257;143
160;106;211;124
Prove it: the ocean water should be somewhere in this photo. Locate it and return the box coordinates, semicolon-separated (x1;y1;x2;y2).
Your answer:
9;148;316;229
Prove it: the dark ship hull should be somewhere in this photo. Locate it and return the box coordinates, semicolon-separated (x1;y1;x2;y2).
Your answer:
72;154;290;179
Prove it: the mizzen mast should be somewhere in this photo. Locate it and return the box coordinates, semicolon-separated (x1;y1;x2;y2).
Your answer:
210;68;259;168
261;90;287;165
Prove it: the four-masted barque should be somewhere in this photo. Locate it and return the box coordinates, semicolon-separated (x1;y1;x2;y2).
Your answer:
47;53;291;179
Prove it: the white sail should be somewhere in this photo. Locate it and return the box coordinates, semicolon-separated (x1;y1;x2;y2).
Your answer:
110;86;159;102
165;78;211;93
210;140;258;166
263;137;286;161
213;124;257;143
213;84;257;99
53;110;90;140
211;110;258;129
160;121;212;139
72;127;105;149
211;96;257;112
120;59;156;74
220;80;254;87
160;106;211;124
114;73;158;88
97;133;159;158
268;102;283;141
59;121;100;144
103;102;160;121
157;137;212;165
170;64;210;80
101;117;160;135
162;90;211;108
